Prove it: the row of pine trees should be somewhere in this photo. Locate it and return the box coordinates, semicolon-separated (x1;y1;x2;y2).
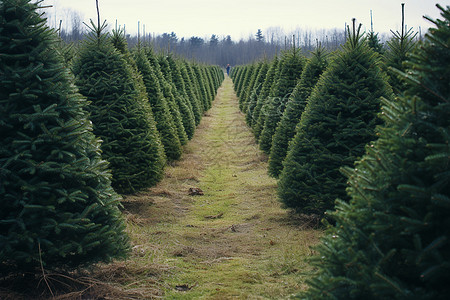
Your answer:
0;0;223;274
231;4;449;299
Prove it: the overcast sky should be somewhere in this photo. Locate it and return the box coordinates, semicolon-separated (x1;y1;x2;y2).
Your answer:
39;0;450;39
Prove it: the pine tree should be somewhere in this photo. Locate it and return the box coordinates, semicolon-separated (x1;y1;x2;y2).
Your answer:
192;63;210;112
301;6;450;298
240;62;260;113
367;10;384;54
246;61;270;126
278;21;393;215
73;20;165;194
0;0;128;271
256;29;265;42
166;55;197;121
158;55;196;140
238;64;255;111
259;47;305;154
384;3;418;93
184;61;205;116
232;65;245;94
268;46;328;178
252;56;279;140
178;60;202;125
146;48;188;146
134;48;182;160
202;66;215;107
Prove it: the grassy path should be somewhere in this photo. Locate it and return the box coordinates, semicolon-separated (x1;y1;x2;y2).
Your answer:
119;77;320;299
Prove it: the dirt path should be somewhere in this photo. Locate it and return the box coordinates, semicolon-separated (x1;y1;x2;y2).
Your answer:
120;77;320;299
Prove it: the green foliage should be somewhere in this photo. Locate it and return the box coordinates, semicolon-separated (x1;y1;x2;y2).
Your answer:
384;4;418;94
268;46;329;178
301;6;450;298
158;55;196;140
246;61;270;126
202;66;214;108
237;64;255;111
178;59;203;125
367;30;384;54
110;27;129;55
146;49;188;145
184;61;205;117
259;48;305;154
73;21;165;194
241;62;261;113
252;56;280;140
0;0;128;271
134;48;182;161
232;65;245;94
193;64;211;111
256;29;264;42
278;23;392;215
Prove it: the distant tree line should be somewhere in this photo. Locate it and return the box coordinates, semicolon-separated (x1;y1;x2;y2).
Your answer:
45;7;425;68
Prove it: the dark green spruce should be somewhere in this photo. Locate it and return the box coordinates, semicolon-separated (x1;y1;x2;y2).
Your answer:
252;56;280;140
134;48;182;161
259;47;305;154
268;46;328;178
146;48;188;146
158;54;196;140
246;61;270;127
301;5;450;299
0;0;128;272
384;3;418;93
73;21;165;194
278;22;392;215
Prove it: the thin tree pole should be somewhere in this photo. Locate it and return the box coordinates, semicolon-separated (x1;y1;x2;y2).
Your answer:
58;19;62;37
96;0;100;32
138;20;140;48
293;34;296;54
344;22;347;41
370;10;373;32
401;3;405;38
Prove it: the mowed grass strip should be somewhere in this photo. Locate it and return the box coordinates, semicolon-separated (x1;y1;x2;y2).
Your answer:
111;77;321;299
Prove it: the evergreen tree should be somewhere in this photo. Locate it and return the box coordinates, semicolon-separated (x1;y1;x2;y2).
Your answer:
184;61;205;116
256;29;265;42
367;10;384;54
57;40;76;68
110;27;129;55
73;21;165;194
278;21;393;215
384;3;418;93
252;56;279;140
158;55;196;140
268;46;328;177
232;65;245;94
246;61;270;127
203;66;215;106
240;63;258;112
178;60;202;125
259;47;305;153
134;48;182;160
301;6;450;298
367;31;384;54
0;0;128;271
200;66;214;109
192;63;210;112
146;49;188;145
238;64;255;107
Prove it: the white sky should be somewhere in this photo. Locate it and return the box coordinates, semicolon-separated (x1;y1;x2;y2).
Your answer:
40;0;450;39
